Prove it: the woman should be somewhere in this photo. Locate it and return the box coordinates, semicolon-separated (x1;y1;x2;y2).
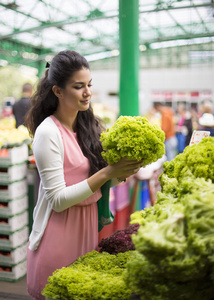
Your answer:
26;50;142;300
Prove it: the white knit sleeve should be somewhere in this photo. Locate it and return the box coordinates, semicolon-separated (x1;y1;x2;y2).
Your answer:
33;120;93;213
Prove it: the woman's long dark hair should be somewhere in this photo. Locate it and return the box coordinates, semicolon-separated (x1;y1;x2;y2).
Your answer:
25;50;107;175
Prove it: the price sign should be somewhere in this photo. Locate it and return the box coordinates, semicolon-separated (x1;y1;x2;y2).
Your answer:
189;130;210;146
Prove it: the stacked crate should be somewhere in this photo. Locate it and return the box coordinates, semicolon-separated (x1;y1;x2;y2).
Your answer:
0;144;29;281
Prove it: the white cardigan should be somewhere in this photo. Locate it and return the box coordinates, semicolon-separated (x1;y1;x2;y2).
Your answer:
28;117;119;251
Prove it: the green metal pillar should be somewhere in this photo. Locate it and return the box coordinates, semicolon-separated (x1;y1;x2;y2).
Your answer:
36;61;44;79
119;0;139;116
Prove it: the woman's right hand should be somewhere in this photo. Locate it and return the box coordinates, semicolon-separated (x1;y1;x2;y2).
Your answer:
87;157;143;193
105;157;143;181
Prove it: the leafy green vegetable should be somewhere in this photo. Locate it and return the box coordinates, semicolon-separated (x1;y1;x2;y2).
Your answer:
159;136;214;183
126;138;214;300
183;188;214;256
132;212;186;259
124;251;213;300
100;115;165;166
42;250;135;300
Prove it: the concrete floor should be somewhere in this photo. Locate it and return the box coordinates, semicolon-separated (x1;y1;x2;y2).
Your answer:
0;276;31;299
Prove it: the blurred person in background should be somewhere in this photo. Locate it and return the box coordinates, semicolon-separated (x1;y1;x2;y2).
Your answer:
144;106;161;127
198;101;214;136
190;104;201;131
175;103;193;152
12;82;33;128
153;102;177;161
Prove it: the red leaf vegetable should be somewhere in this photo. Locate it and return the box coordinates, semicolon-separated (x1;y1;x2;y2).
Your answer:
98;223;140;254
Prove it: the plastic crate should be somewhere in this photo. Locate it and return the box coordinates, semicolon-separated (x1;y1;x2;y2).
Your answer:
0;211;28;234
0;179;27;200
0;226;29;250
0;242;27;266
0;144;28;167
0;195;28;217
0;259;27;282
0;163;27;183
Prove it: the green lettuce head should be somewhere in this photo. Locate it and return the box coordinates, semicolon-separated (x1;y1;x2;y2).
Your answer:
100;115;165;166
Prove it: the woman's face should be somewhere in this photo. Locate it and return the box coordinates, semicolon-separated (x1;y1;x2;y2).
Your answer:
59;67;92;112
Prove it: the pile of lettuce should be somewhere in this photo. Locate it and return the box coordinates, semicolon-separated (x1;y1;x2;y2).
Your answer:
126;137;214;300
42;250;135;300
100;115;165;166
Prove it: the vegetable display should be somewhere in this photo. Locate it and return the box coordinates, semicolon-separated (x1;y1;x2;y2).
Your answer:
100;116;165;166
42;136;214;300
42;250;135;300
126;137;214;300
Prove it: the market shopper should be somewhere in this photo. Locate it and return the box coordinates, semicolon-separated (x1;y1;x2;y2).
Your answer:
25;50;143;300
153;102;177;161
198;101;214;136
12;82;33;128
175;103;193;152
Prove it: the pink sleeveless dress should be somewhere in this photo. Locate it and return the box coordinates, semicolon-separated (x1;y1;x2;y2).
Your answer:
27;116;102;300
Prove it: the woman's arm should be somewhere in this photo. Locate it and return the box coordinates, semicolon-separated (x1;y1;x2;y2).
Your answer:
33;121;142;213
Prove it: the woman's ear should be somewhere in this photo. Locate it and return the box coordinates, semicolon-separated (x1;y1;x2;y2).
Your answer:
52;85;63;98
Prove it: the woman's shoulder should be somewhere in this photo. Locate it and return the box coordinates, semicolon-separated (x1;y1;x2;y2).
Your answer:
33;116;64;155
34;116;61;141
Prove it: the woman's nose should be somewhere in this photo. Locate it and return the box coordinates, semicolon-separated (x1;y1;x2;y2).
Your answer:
83;86;92;96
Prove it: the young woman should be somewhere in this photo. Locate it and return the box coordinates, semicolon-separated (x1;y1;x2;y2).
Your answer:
26;50;142;299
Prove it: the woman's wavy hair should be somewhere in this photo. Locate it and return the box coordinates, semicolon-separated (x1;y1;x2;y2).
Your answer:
25;50;107;175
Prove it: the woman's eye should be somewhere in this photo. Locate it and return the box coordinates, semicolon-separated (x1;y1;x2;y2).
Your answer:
74;84;92;89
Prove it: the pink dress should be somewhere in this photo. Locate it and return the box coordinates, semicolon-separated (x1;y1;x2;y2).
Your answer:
27;116;101;300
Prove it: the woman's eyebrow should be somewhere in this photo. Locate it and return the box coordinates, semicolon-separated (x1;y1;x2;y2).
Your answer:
74;79;92;84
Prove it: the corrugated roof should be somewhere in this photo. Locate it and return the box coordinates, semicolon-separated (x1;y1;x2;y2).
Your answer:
0;0;213;69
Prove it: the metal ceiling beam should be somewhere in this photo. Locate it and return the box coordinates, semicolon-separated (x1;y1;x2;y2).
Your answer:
165;10;189;35
0;3;43;24
0;12;117;40
141;31;214;45
1;2;213;41
140;16;163;39
191;1;210;33
0;38;53;66
139;2;214;13
38;0;72;19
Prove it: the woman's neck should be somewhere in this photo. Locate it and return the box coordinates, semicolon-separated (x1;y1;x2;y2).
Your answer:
54;110;77;132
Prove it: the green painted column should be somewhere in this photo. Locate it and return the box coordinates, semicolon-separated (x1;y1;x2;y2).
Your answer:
36;61;44;78
119;0;139;116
